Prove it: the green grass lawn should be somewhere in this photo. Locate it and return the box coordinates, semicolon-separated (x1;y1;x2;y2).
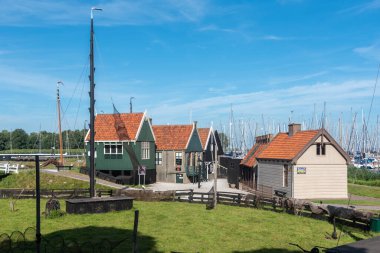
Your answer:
0;200;376;253
348;183;380;199
0;170;109;190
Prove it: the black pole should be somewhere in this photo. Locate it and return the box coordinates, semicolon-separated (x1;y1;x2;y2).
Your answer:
35;155;41;253
132;210;139;253
89;13;96;198
198;158;201;189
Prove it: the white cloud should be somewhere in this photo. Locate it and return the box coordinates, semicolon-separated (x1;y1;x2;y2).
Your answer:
0;0;209;26
198;24;237;33
148;79;378;127
353;43;380;61
339;0;380;14
267;71;328;85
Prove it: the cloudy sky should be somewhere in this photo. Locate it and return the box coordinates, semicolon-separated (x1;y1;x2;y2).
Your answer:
0;0;379;134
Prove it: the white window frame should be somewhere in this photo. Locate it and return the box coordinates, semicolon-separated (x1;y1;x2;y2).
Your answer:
141;142;150;160
155;151;162;165
175;152;182;166
104;142;123;155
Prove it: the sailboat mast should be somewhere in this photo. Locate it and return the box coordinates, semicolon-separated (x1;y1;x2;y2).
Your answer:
57;81;64;166
89;7;102;198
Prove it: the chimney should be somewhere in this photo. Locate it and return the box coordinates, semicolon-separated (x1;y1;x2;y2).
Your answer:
288;123;301;137
255;134;273;144
149;117;152;125
193;121;197;129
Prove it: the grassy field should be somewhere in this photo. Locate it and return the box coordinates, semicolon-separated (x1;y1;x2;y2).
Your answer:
0;170;109;190
0;149;84;155
348;183;380;199
0;200;376;253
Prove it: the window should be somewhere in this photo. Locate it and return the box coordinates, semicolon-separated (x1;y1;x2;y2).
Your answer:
175;152;182;166
316;143;326;155
155;152;162;165
141;142;150;159
104;143;123;155
283;164;289;187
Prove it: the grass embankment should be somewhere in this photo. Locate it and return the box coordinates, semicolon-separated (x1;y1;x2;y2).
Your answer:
348;165;380;187
0;170;109;190
0;200;376;253
315;184;380;207
348;184;380;199
0;149;84;155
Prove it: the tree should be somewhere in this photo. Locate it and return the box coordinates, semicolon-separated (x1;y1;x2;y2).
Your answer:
11;129;28;149
0;130;10;151
28;132;39;149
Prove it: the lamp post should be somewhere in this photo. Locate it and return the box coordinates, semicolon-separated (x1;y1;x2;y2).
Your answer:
130;97;135;113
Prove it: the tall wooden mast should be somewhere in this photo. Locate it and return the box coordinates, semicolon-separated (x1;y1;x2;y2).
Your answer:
57;81;64;166
89;7;102;198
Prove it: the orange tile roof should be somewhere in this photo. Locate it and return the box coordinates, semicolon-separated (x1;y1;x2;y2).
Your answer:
85;113;144;141
198;128;210;150
241;143;269;167
153;125;193;150
257;130;319;160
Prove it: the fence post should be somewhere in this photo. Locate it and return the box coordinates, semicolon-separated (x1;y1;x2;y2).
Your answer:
237;194;241;205
189;189;194;203
132;210;139;253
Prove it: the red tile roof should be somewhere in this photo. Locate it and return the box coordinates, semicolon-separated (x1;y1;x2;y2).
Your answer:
85;113;144;142
198;128;210;150
241;143;269;167
152;125;193;150
257;130;319;160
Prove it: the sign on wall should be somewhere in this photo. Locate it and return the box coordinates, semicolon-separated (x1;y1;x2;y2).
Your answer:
297;167;306;174
138;166;146;175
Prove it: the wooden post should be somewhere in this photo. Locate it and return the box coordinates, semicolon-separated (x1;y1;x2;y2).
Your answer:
132;210;139;253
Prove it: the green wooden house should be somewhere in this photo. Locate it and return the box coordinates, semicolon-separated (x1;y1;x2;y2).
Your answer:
85;111;156;184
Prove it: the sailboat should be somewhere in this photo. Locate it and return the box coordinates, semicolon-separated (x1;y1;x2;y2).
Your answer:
42;81;72;170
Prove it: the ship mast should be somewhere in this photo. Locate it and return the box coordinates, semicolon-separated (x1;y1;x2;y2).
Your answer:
57;81;64;166
89;7;102;198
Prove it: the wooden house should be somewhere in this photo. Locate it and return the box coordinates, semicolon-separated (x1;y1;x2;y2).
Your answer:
256;123;350;199
240;134;272;190
152;122;203;183
198;127;224;180
85;112;156;184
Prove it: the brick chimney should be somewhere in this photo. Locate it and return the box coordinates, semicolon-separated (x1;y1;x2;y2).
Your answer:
288;123;301;137
255;134;273;144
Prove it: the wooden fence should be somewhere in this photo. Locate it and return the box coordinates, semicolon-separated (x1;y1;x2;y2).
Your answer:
171;189;376;230
0;189;113;199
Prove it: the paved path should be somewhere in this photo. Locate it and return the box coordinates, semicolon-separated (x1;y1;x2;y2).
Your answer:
42;169;126;189
146;178;249;194
327;204;380;211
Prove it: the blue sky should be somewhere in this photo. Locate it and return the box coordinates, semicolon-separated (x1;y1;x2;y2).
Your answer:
0;0;380;135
